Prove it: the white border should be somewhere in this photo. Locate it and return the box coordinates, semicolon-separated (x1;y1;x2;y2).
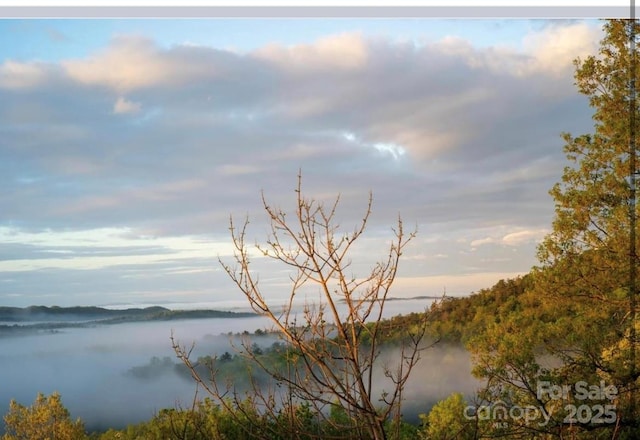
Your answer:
0;6;632;18
0;0;629;6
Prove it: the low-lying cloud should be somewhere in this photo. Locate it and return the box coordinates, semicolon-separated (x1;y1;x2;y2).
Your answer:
0;300;480;432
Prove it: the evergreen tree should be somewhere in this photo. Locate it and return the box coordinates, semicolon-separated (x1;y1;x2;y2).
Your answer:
535;18;640;426
459;19;640;439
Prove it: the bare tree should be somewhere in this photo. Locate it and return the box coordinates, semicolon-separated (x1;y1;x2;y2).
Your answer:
174;174;431;440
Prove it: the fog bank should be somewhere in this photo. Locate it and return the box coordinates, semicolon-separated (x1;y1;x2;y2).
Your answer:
0;299;477;432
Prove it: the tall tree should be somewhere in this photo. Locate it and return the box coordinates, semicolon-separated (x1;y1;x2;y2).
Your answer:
538;19;638;302
458;19;640;439
536;17;639;415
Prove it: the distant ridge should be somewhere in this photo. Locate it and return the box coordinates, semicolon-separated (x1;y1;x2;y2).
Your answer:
338;295;442;303
0;305;257;336
0;305;170;322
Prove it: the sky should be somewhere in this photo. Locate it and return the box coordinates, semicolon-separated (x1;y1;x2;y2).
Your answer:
0;15;606;308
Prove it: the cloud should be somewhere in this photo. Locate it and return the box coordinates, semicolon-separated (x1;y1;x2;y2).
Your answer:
62;35;246;94
50;179;210;221
522;21;602;76
216;164;262;176
0;60;48;89
0;20;602;306
470;237;494;247
113;96;141;114
502;229;548;246
62;36;171;92
0;224;238;275
467;227;548;250
253;33;369;73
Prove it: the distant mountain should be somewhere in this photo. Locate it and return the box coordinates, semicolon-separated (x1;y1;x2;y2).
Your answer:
0;305;257;336
338;295;441;303
0;305;170;322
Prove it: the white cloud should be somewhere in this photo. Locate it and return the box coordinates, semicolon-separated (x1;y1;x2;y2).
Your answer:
61;32;368;96
61;35;225;93
502;229;548;246
63;36;168;92
254;33;368;73
521;22;602;76
429;22;601;80
341;131;406;160
470;237;494;247
0;225;238;272
468;227;549;249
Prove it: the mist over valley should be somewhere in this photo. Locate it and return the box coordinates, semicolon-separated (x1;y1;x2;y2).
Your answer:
0;299;479;432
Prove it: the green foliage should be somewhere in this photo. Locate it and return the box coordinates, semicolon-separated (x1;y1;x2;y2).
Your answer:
531;19;640;436
427;275;532;344
87;396;420;440
2;392;87;440
419;393;476;440
446;19;640;439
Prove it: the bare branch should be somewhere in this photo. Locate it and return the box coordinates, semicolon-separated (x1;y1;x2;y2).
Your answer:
177;174;429;440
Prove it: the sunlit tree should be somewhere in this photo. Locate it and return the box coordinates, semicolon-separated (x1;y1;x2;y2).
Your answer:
2;392;86;440
464;19;640;438
419;393;477;440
